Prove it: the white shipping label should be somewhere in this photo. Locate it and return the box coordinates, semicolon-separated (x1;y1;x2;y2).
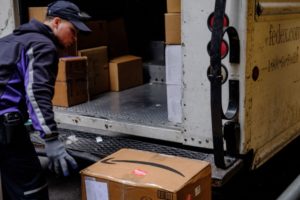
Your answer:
85;178;109;200
195;185;201;196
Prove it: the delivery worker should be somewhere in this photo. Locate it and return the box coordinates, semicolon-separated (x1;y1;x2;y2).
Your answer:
0;0;91;199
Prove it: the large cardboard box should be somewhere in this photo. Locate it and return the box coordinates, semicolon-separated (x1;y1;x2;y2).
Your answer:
78;46;110;99
28;7;47;22
56;57;88;81
53;57;88;107
167;0;181;13
165;13;181;44
109;55;143;91
52;80;88;107
81;148;211;200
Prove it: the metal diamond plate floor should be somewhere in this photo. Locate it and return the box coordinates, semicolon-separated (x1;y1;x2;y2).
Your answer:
54;83;178;129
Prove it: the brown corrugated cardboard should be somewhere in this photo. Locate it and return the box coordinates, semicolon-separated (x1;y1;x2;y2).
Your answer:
52;79;88;107
53;57;88;107
78;46;110;99
165;13;181;44
167;0;181;13
28;7;47;22
56;57;88;81
81;148;211;200
109;55;143;91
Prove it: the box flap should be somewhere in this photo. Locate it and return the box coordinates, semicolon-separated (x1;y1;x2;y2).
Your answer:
78;46;108;55
59;56;87;62
110;55;141;63
81;148;210;192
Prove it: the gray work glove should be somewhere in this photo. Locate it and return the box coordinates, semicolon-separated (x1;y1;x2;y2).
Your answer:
45;138;78;176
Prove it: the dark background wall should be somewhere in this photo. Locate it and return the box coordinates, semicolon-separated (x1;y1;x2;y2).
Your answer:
18;0;166;59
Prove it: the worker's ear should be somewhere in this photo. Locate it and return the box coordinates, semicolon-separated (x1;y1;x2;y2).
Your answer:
52;17;62;29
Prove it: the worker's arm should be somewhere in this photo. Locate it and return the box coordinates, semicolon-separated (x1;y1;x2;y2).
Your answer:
24;42;77;176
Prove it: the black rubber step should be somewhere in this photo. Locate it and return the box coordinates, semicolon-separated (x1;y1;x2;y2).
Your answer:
32;128;209;160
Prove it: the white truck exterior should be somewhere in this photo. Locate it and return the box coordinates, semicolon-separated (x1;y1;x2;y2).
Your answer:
184;0;300;168
0;0;19;38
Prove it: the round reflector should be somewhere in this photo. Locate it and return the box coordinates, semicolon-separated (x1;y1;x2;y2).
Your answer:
207;40;229;59
207;13;229;31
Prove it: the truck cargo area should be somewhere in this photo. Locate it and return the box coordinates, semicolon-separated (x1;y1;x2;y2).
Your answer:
54;82;184;142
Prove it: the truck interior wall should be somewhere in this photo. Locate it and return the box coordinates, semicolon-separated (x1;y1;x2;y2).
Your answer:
18;0;166;60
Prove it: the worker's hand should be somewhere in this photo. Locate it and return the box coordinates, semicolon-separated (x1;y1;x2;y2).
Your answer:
44;138;78;176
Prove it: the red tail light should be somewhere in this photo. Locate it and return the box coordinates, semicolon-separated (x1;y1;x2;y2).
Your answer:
207;13;229;31
207;40;229;59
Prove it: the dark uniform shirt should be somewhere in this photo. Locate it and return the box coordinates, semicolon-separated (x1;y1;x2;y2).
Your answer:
0;19;61;139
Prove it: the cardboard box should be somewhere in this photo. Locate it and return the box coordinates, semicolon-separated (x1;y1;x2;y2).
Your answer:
52;79;88;107
165;13;181;44
81;148;211;200
167;0;181;13
56;57;88;81
109;55;143;91
53;57;88;107
78;46;110;99
28;7;47;22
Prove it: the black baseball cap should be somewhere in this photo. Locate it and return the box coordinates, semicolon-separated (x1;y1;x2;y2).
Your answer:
47;0;91;32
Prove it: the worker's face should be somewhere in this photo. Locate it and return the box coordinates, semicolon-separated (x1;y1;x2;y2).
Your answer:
53;18;77;48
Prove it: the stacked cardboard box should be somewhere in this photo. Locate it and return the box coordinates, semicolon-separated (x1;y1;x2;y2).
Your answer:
77;18;130;95
78;46;110;99
81;148;211;200
52;57;88;107
165;0;181;44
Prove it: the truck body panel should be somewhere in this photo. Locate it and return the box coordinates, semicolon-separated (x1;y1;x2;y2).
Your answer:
0;0;18;37
246;0;300;167
182;0;248;151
